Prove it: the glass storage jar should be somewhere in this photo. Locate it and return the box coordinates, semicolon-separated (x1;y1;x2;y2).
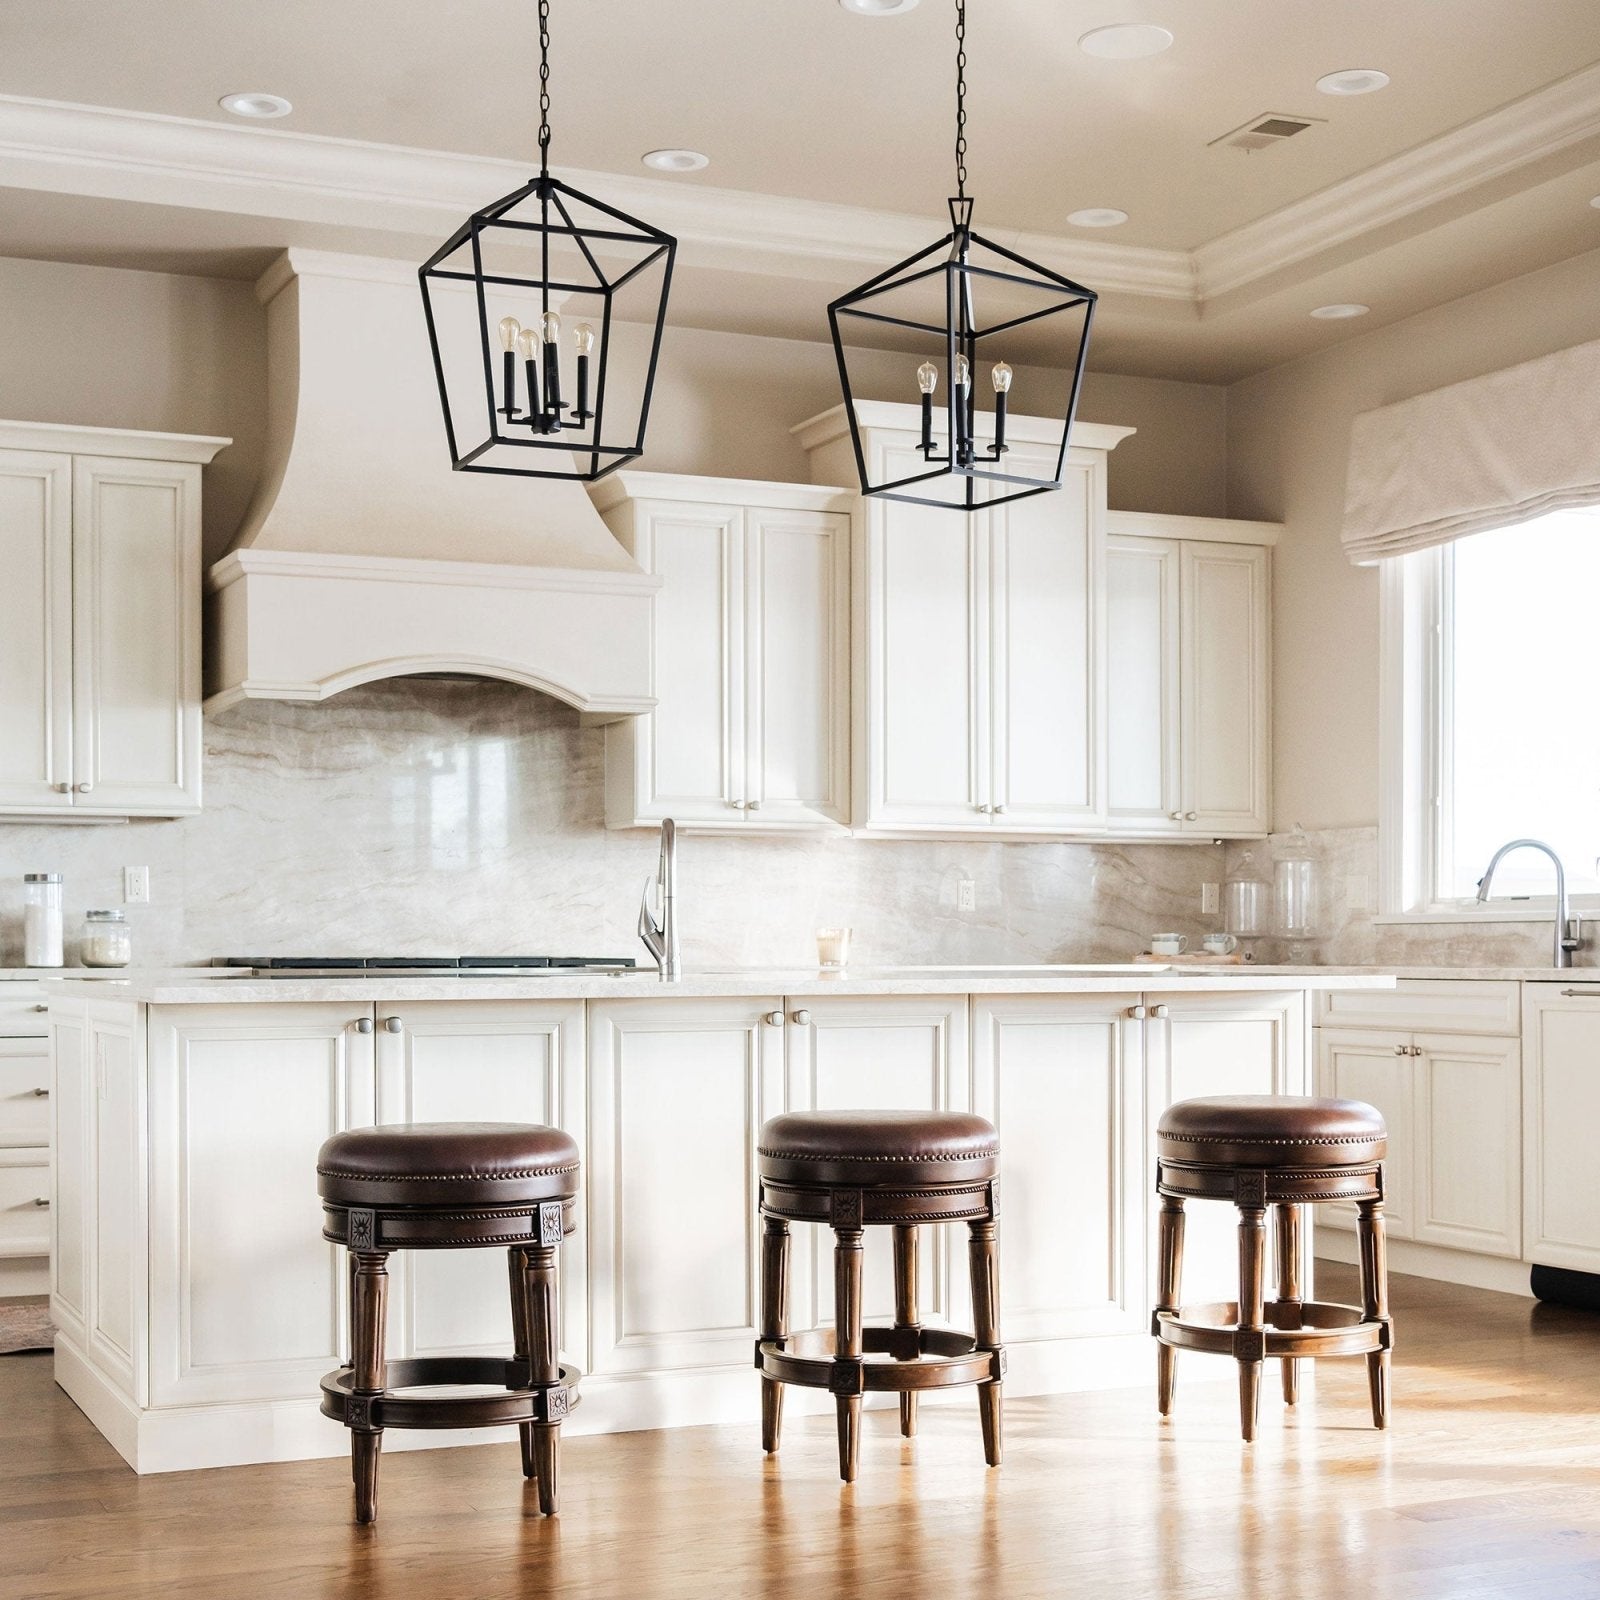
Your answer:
23;873;64;968
80;909;132;969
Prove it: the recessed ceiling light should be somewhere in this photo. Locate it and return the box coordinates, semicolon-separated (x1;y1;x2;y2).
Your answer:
218;92;292;119
641;148;710;173
839;0;920;12
1077;23;1174;60
1316;67;1390;96
1310;303;1370;320
1067;207;1130;228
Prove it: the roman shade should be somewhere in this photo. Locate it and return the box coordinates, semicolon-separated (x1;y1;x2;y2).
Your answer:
1342;335;1600;565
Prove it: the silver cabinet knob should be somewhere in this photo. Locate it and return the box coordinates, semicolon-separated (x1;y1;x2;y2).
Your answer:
354;1018;374;1035
1169;811;1184;821
993;803;1007;814
1151;1004;1170;1019
730;799;746;809
75;782;94;794
31;1086;49;1097
791;1009;813;1026
747;800;762;811
32;1196;49;1208
1394;1044;1408;1056
33;1004;48;1013
1185;811;1198;821
382;1017;404;1034
55;782;71;794
976;802;992;813
1127;1004;1147;1020
765;1010;784;1027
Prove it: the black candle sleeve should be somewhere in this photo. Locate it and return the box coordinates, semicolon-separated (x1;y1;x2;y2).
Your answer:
524;359;544;431
920;392;933;453
576;354;590;422
993;390;1008;455
500;349;517;419
544;342;563;428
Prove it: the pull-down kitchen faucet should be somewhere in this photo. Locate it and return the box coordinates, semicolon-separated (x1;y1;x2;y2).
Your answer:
1476;838;1581;968
638;818;681;981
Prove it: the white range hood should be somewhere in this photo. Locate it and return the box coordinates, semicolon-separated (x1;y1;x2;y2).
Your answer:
205;249;659;721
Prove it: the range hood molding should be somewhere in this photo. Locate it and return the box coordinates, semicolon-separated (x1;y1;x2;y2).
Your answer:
205;248;660;722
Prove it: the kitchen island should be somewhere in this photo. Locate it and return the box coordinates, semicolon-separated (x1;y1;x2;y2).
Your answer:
47;966;1390;1472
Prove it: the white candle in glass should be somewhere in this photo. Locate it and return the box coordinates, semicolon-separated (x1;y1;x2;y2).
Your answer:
816;928;852;970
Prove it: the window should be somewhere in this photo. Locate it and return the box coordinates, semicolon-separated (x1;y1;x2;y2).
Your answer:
1384;507;1600;915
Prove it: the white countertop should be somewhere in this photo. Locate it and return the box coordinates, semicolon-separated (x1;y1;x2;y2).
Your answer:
48;964;1400;1005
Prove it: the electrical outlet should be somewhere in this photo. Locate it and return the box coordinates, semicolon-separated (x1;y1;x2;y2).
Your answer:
123;866;150;905
1345;873;1370;913
957;878;977;913
1201;882;1220;915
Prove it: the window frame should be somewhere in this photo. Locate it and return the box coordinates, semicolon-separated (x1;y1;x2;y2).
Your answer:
1379;543;1600;922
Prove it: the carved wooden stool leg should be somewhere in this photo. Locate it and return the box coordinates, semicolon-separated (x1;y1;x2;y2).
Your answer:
1236;1206;1266;1443
1275;1202;1303;1406
1358;1197;1391;1429
892;1223;920;1438
759;1213;790;1453
349;1250;390;1524
968;1216;1003;1467
1155;1194;1185;1417
523;1242;563;1514
508;1247;538;1479
833;1226;865;1483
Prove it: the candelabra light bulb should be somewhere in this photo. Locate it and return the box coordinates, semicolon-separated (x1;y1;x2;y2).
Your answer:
575;322;596;356
541;311;562;345
954;355;971;388
991;361;1013;394
916;361;938;396
515;326;541;360
498;316;522;353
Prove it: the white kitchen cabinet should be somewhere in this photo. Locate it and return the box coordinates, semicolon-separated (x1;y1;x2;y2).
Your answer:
1316;1027;1418;1239
0;423;227;819
374;999;586;1366
1522;984;1600;1272
823;413;1124;835
0;984;51;1299
1106;514;1275;837
595;475;851;830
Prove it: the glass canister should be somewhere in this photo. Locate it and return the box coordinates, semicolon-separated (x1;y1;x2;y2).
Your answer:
23;873;64;968
80;909;132;969
1274;829;1322;940
1224;851;1270;940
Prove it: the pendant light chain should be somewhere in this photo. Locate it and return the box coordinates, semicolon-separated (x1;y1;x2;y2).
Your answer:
537;0;553;175
953;0;968;201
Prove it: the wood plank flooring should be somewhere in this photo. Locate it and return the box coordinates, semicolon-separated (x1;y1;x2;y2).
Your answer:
2;1264;1599;1599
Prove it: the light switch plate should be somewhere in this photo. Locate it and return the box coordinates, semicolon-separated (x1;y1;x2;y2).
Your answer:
1201;882;1220;915
123;866;150;905
957;878;977;912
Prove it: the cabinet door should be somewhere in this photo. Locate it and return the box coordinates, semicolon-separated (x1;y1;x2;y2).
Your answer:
587;997;784;1376
972;995;1144;1341
375;1000;587;1365
745;507;850;827
988;448;1104;830
1413;1032;1520;1258
71;457;202;814
147;1004;376;1406
1522;991;1600;1270
1180;541;1269;834
787;995;969;1331
0;451;73;811
1315;1028;1415;1239
0;1036;52;1147
625;501;747;824
865;444;988;829
1153;991;1306;1303
1106;536;1182;832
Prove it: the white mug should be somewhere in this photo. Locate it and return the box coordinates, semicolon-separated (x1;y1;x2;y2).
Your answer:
1203;933;1239;956
1150;933;1187;957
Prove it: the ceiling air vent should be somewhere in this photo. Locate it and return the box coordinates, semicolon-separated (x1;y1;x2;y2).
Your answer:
1209;113;1325;153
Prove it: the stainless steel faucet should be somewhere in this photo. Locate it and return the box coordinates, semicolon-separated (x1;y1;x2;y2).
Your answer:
638;818;681;981
1476;838;1582;968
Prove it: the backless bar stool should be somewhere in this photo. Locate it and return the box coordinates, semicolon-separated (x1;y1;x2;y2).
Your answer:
1153;1094;1392;1441
755;1109;1005;1482
316;1121;581;1522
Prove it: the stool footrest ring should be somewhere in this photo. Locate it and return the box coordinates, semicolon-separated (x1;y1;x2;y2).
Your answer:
1155;1299;1388;1360
320;1358;582;1431
757;1325;1004;1393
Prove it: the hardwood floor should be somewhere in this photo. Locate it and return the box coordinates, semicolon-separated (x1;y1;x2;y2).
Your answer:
3;1264;1599;1599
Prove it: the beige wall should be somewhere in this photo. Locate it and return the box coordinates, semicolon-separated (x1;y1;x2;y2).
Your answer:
1227;244;1600;830
0;254;267;566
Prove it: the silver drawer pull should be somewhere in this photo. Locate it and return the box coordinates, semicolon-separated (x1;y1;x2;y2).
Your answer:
383;1017;404;1034
765;1011;784;1027
33;1196;49;1208
1560;988;1600;997
1151;1004;1169;1019
32;1087;49;1098
32;1004;48;1013
1127;1004;1147;1020
791;1009;813;1026
354;1018;374;1035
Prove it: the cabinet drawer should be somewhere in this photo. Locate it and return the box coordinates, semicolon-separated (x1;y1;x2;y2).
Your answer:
0;993;49;1038
0;1040;51;1146
0;1156;50;1259
1316;981;1519;1036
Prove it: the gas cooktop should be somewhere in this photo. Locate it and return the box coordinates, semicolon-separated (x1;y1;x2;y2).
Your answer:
215;956;638;979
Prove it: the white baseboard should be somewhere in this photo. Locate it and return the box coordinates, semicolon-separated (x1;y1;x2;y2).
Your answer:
0;1257;48;1298
1316;1235;1534;1298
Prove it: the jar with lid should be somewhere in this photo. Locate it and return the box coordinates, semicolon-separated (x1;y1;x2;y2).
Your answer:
80;910;132;969
23;874;64;968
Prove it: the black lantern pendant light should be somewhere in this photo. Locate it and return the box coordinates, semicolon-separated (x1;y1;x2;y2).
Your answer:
419;0;676;481
828;0;1097;511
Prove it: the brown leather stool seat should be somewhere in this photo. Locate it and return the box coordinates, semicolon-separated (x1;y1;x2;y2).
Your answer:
754;1108;1005;1483
315;1121;581;1524
1153;1093;1392;1443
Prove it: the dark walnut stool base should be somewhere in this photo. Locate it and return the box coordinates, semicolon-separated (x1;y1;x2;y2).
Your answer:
316;1121;582;1523
755;1109;1005;1483
1154;1094;1392;1442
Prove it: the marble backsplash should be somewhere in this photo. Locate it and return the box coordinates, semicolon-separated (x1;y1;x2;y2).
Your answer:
0;679;1225;970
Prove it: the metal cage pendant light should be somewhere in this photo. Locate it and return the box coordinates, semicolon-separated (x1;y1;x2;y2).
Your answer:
419;0;677;481
828;0;1097;512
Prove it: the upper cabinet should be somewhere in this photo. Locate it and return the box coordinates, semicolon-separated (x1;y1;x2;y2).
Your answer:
0;423;228;819
593;474;852;831
1106;512;1276;838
